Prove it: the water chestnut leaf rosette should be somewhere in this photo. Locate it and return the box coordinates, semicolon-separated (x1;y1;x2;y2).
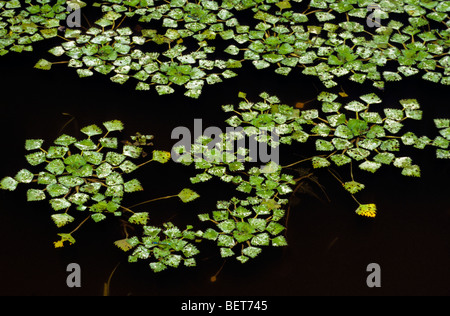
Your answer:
0;120;201;257
2;86;450;271
214;90;450;219
2;0;450;97
1;0;450;274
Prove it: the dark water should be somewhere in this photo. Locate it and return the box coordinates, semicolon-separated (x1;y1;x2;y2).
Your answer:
0;42;450;297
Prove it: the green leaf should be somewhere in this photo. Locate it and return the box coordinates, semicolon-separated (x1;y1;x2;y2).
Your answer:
90;213;106;222
47;184;70;198
203;228;219;241
178;188;200;203
315;139;335;151
15;169;34;183
359;161;382;173
347;119;368;136
74;139;97;151
434;119;450;129
347;148;370;161
122;145;142;159
242;246;262;258
217;220;236;234
437;149;450;159
49;198;71;211
58;176;84;188
439;128;450;141
344;101;367;113
129;212;149;225
105;152;126;166
359;93;382;105
103;120;124;132
251;233;270;246
34;59;52;70
119;160;139;174
27;189;46;201
182;243;200;258
330;154;351;166
343;181;365;194
54;135;77;146
51;213;75;227
312;156;330;169
81;124;103;137
68;193;89;206
26;152;46;166
272;235;288;247
149;262;167;273
0;177;19;191
25;139;44;151
266;222;285;236
46;146;69;159
236;255;249;263
124;179;144;193
402;165;421;177
220;247;235;258
373;152;395;165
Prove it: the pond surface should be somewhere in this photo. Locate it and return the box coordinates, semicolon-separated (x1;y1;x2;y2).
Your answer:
0;47;449;297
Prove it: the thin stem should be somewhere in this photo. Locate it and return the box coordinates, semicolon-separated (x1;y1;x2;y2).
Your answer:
282;157;314;169
51;61;70;65
115;15;127;30
103;262;120;297
210;260;226;283
82;13;91;28
136;159;154;168
120;205;135;214
328;169;344;186
293;172;314;183
126;195;178;209
350;193;361;205
350;161;355;182
70;215;91;235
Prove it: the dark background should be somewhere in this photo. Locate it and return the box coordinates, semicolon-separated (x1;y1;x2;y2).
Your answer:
0;36;449;297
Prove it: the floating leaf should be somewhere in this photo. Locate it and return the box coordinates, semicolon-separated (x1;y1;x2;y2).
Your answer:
124;179;144;193
34;59;52;70
401;165;421;177
272;235;288;247
129;212;149;225
152;150;171;163
343;181;365;194
0;177;18;191
359;161;382;173
312;156;330;169
15;169;34;183
178;188;200;203
81;124;103;137
114;239;134;252
25;139;44;151
355;204;377;218
51;213;75;228
27;189;46;201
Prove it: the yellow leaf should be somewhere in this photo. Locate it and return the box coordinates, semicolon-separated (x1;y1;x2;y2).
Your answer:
54;240;64;248
355;204;377;218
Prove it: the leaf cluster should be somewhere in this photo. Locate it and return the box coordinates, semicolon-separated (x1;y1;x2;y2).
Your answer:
2;0;449;97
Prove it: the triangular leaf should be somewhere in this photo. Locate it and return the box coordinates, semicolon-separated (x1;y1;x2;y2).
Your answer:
178;188;200;203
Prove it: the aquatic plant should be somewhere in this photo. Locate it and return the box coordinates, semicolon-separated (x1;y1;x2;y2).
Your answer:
2;89;448;271
1;0;449;97
0;120;200;257
1;0;450;274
